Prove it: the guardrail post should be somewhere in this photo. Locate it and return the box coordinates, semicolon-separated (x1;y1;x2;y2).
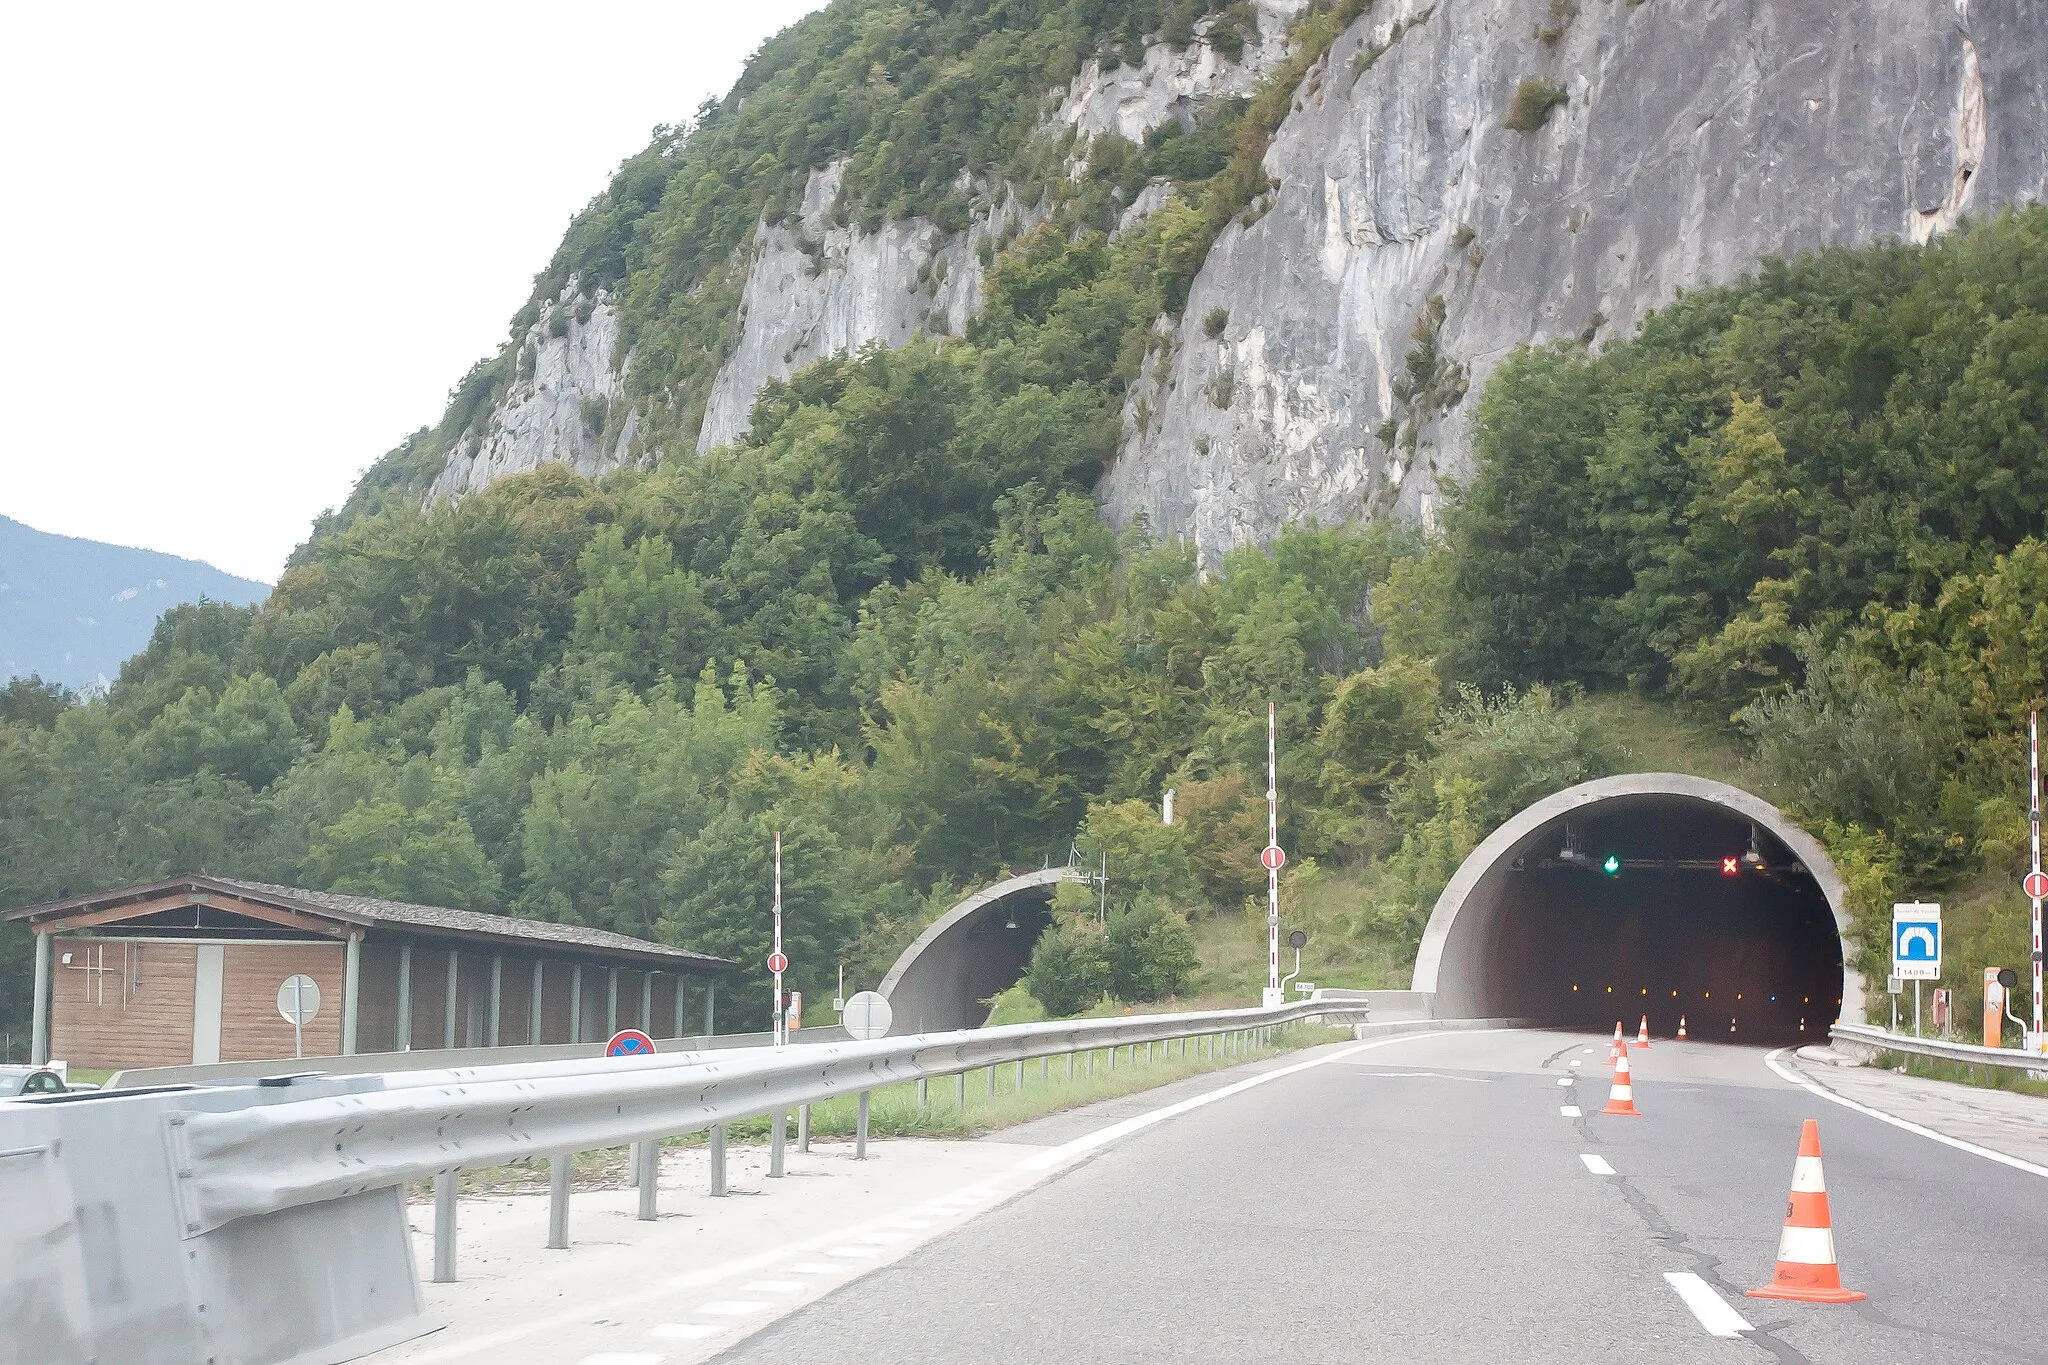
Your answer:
986;1066;996;1097
637;1140;659;1219
956;1071;966;1109
547;1154;570;1249
1041;1055;1050;1081
855;1091;870;1159
918;1076;928;1106
709;1124;727;1196
1066;1051;1074;1081
798;1103;811;1151
432;1173;457;1282
1014;1059;1023;1091
1108;1044;1116;1072
769;1111;786;1178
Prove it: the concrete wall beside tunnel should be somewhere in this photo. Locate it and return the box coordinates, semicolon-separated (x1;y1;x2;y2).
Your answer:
1412;774;1861;1043
877;868;1080;1034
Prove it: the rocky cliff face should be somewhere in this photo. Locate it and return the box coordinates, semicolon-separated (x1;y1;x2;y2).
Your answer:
428;0;2046;554
1102;0;2046;560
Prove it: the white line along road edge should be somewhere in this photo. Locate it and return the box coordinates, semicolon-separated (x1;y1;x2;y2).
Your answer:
1762;1048;2048;1181
1663;1272;1753;1338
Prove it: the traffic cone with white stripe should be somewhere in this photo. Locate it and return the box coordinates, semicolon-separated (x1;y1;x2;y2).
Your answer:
1637;1014;1652;1049
1747;1119;1865;1303
1610;1021;1625;1060
1600;1044;1640;1116
1677;1015;1688;1041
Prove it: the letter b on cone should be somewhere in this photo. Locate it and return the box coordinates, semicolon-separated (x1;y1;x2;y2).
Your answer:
1748;1119;1865;1303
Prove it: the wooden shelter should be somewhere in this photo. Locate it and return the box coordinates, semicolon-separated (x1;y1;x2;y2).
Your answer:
7;876;740;1069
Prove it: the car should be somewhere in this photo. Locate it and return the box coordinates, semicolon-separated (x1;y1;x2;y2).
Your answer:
0;1065;75;1098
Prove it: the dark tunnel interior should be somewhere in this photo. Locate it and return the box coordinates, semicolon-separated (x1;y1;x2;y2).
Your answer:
1452;795;1844;1045
884;887;1055;1033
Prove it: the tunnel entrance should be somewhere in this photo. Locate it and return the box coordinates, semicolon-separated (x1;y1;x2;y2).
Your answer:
1413;775;1857;1044
876;869;1073;1034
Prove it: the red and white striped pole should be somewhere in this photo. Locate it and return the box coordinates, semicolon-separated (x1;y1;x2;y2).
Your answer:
773;831;785;1048
2031;714;2043;1050
1264;702;1283;1007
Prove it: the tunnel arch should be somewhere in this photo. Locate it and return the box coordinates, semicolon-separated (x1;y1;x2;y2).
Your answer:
876;867;1083;1035
1411;774;1863;1039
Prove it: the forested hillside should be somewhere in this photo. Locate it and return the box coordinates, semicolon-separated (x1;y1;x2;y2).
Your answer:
5;206;2046;1049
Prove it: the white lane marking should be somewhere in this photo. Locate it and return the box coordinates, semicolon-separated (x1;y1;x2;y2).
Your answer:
649;1324;722;1341
1561;1105;1581;1117
1015;1030;1510;1174
854;1230;911;1243
1354;1070;1493;1082
1663;1272;1754;1338
885;1219;935;1229
1568;1060;1581;1068
696;1301;766;1317
740;1280;804;1294
1580;1153;1615;1175
827;1246;880;1258
1762;1048;2048;1181
1581;1048;1595;1054
579;1355;665;1365
784;1262;841;1275
1557;1077;1574;1086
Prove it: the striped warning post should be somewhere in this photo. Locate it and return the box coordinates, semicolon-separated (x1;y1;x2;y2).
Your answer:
1677;1014;1688;1041
1747;1119;1866;1303
1637;1014;1652;1049
1610;1021;1625;1061
1600;1044;1640;1116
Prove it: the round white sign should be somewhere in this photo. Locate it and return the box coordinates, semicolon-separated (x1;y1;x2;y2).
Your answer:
841;990;893;1041
276;974;322;1025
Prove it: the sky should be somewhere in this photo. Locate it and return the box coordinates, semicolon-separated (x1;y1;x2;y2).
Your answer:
0;2;829;583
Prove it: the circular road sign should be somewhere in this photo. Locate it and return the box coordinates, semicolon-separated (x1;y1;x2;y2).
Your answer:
2025;871;2048;900
606;1029;657;1057
1288;929;1307;950
842;990;893;1041
275;974;321;1026
1261;845;1286;872
767;951;790;975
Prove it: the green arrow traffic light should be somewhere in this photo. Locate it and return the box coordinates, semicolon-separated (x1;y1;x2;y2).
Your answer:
1602;854;1621;874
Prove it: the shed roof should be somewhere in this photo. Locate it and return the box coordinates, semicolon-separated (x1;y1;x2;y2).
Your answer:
4;875;739;973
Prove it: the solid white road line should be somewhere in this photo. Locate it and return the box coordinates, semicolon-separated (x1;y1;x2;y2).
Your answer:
1662;1272;1754;1338
1560;1105;1581;1117
1762;1049;2048;1181
1579;1153;1615;1175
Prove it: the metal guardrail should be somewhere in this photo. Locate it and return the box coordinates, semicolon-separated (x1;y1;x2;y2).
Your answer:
1830;1022;2048;1073
170;999;1372;1235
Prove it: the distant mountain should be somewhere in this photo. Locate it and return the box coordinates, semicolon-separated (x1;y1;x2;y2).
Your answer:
0;515;270;691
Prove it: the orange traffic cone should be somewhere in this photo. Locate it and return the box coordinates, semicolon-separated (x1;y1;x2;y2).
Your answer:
1748;1119;1865;1303
1637;1015;1652;1048
1677;1015;1688;1041
1610;1021;1625;1060
1600;1045;1640;1116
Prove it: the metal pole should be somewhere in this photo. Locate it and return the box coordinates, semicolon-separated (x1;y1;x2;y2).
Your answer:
569;965;582;1044
1066;1051;1074;1081
342;935;361;1056
487;955;503;1048
956;1071;967;1109
606;967;618;1036
773;832;785;1047
918;1076;928;1106
1014;1058;1023;1090
2032;711;2043;1049
30;932;50;1066
432;1173;456;1281
292;975;304;1059
987;1066;996;1097
546;1154;570;1249
636;1140;659;1219
530;960;544;1045
769;1111;786;1178
709;1124;727;1196
444;950;459;1048
1265;701;1282;1006
856;1090;870;1159
798;1103;811;1152
704;980;716;1036
1041;1054;1050;1081
641;972;653;1031
1915;980;1923;1037
396;943;413;1050
673;975;685;1039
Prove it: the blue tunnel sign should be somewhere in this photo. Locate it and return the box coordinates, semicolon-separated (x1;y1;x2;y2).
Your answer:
1892;902;1942;980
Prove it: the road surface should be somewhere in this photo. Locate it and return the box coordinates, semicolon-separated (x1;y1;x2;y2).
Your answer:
701;1029;2048;1364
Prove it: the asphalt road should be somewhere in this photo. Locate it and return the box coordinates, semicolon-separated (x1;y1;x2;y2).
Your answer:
709;1029;2048;1364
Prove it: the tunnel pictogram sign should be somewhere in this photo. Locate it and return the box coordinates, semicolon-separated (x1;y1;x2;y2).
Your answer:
1891;903;1941;980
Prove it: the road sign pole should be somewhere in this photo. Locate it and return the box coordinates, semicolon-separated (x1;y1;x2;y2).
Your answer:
293;975;304;1059
1914;979;1922;1038
772;831;785;1049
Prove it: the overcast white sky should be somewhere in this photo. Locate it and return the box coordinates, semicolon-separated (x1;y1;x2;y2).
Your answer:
0;2;828;583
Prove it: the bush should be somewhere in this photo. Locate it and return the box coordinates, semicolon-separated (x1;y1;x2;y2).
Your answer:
1203;307;1230;340
1503;78;1568;132
1105;901;1200;1000
1026;917;1111;1016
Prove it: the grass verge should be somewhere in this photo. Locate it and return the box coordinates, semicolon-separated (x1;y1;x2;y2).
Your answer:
1866;1049;2048;1100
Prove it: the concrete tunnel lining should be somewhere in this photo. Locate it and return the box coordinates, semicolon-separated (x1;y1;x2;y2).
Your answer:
1411;773;1863;1031
877;867;1082;1035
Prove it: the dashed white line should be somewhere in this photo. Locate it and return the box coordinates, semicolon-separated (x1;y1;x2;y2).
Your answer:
827;1246;880;1258
649;1324;721;1341
579;1355;665;1364
1568;1060;1581;1068
1579;1153;1615;1175
1556;1077;1574;1086
740;1280;804;1294
696;1300;766;1317
1663;1271;1754;1338
1560;1105;1581;1117
785;1262;841;1275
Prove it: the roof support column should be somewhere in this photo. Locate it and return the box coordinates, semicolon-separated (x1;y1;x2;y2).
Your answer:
396;943;413;1051
341;934;361;1056
673;975;686;1039
529;960;543;1044
606;967;619;1036
569;965;583;1044
443;950;459;1050
641;972;653;1031
488;954;503;1047
703;979;716;1036
31;929;51;1066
